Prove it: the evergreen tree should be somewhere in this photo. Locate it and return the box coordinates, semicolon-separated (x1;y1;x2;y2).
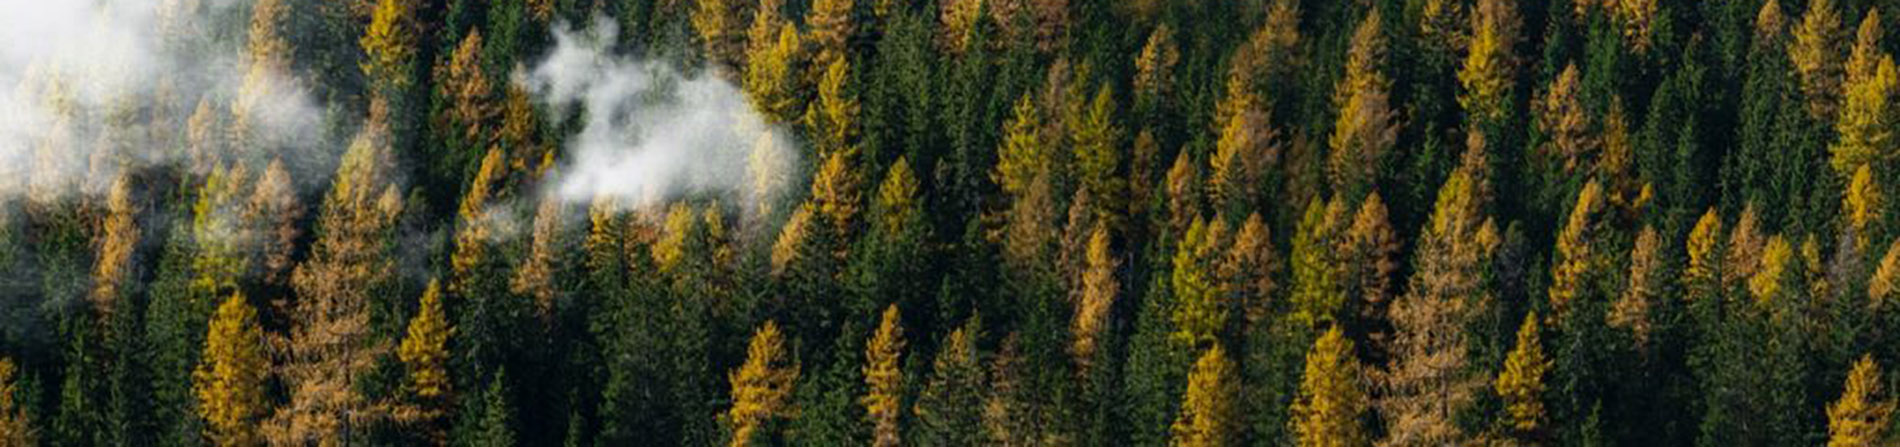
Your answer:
913;317;983;447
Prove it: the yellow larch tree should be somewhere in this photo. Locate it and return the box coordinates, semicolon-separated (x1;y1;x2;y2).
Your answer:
1339;193;1399;344
1832;55;1898;180
744;23;804;124
1845;164;1884;246
1870;239;1900;309
1610;226;1663;346
1171;345;1238;447
1458;0;1520;124
1222;212;1281;325
1292;327;1368;447
92;175;138;317
725;321;800;447
1072;227;1118;371
1538;64;1596;175
1329;10;1399;198
804;59;860;158
1791;0;1847;120
512;199;563;316
693;0;749;73
1549;180;1607;319
806;0;854;74
1827;355;1895;447
1496;312;1551;437
360;0;419;94
863;305;906;447
1749;234;1795;304
195;292;268;447
246;159;302;289
400;279;453;402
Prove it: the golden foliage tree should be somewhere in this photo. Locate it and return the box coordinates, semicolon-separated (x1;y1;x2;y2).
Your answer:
0;358;33;447
806;0;854;74
268;117;404;447
441;30;497;151
360;0;419;93
1538;64;1596;175
1134;24;1180;109
725;321;800;447
1073;85;1125;224
996;96;1051;201
1290;198;1349;328
92;175;138;317
1381;165;1498;447
1171;218;1226;348
1209;106;1276;211
1791;0;1847;120
693;0;749;73
1329;11;1399;198
744;23;804;124
195;292;268;447
399;279;452;402
1340;193;1399;343
1496;312;1551;437
1072;227;1118;370
1827;355;1895;447
1749;234;1795;304
1458;0;1520;124
247;159;301;288
863;305;906;447
1171;345;1238;447
1832;55;1898;180
1292;327;1368;447
1549;180;1607;319
1610;226;1663;345
1221;212;1281;324
1870;239;1900;308
511;199;563;316
804;59;860;158
1845;164;1884;246
1685;209;1725;299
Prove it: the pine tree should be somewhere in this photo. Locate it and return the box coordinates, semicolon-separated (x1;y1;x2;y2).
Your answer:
1170;345;1238;447
725;321;799;447
1826;355;1894;447
0;358;35;447
1496;312;1550;438
1291;327;1367;447
1073;85;1125;226
1329;10;1399;199
913;317;983;447
469;370;516;447
194;292;266;447
863;305;905;447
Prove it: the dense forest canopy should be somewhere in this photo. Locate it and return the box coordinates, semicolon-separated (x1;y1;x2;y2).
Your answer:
1;0;1899;445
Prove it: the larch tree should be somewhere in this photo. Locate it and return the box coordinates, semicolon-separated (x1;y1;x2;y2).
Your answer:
1609;226;1663;346
1496;312;1551;439
1208;103;1275;214
1684;209;1725;303
194;292;267;447
1790;0;1846;121
1844;165;1884;246
246;159;301;289
1826;355;1894;447
863;305;905;447
1537;64;1596;177
1289;198;1349;328
744;24;804;124
511;199;565;317
1831;55;1897;180
1549;180;1608;319
1221;212;1281;325
1291;327;1368;447
91;175;137;318
996;95;1051;201
267;113;405;447
804;58;860;158
1380;165;1498;447
1458;0;1520;125
693;0;750;73
1339;193;1399;347
399;280;452;417
439;30;498;179
1171;218;1226;349
0;358;33;447
1072;227;1118;371
1870;239;1900;308
1170;345;1238;447
1134;24;1180;117
361;0;420;95
806;0;854;76
1328;10;1400;199
725;321;800;447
